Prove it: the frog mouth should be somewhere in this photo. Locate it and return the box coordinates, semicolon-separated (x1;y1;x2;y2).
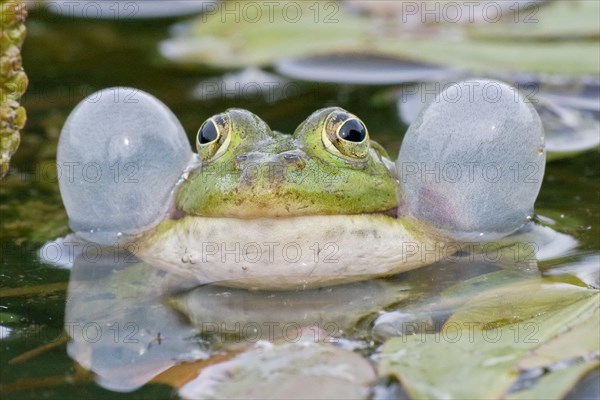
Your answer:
170;207;399;220
378;208;399;218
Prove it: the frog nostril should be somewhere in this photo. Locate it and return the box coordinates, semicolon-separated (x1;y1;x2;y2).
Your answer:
280;151;305;169
283;153;299;161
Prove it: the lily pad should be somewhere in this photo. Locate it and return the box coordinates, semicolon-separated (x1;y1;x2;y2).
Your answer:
160;0;600;76
444;280;597;332
372;223;580;341
159;2;370;69
508;360;600;400
276;55;456;85
179;335;376;399
469;0;600;41
379;38;600;76
517;308;600;371
379;279;599;399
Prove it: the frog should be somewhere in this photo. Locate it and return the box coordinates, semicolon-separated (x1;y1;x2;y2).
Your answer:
56;80;546;290
137;107;436;289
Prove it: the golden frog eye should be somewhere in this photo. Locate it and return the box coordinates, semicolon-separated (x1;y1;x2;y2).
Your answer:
322;110;369;160
196;113;230;162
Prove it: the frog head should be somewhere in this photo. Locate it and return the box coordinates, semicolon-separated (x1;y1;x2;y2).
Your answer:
176;108;399;218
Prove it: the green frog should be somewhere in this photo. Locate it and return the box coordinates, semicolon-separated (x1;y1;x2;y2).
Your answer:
57;80;546;290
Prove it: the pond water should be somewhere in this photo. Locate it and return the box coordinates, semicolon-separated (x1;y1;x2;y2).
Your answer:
1;7;598;400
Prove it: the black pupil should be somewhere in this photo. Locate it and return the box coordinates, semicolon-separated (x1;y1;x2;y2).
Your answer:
338;119;366;142
199;121;218;144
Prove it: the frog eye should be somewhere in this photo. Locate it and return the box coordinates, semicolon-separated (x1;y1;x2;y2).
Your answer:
198;120;218;144
322;110;369;160
196;114;231;162
337;119;367;142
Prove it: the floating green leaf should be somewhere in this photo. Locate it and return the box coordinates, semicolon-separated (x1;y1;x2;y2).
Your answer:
518;308;600;371
508;360;600;400
469;0;600;41
379;279;599;399
444;281;597;333
160;0;600;75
